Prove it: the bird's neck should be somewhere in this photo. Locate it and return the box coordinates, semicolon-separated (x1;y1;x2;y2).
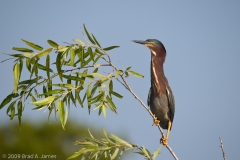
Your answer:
151;56;168;94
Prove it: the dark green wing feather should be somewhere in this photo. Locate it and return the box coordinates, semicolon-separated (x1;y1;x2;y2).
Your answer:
166;86;175;122
147;87;151;106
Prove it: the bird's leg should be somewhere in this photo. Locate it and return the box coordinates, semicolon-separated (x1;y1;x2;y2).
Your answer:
152;114;160;126
160;121;172;146
165;121;172;140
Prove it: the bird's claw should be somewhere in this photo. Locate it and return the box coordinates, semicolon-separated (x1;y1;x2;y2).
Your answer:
152;114;160;126
160;137;168;146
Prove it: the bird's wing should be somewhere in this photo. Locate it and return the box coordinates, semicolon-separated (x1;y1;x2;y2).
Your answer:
147;87;151;106
166;86;175;122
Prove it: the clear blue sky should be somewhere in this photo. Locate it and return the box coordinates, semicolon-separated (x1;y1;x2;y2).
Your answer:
1;1;240;160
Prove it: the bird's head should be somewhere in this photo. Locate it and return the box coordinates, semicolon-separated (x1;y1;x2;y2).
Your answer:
132;39;166;57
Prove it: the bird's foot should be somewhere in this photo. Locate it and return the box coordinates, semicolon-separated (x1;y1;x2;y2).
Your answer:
152;114;160;126
160;136;168;146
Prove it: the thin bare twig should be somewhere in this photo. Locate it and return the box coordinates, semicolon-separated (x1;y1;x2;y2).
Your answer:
219;137;226;160
165;145;178;160
115;78;128;89
63;64;110;73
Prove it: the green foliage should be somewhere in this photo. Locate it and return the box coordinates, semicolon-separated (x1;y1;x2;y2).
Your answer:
68;129;161;160
0;24;149;160
1;25;128;128
0;24;144;129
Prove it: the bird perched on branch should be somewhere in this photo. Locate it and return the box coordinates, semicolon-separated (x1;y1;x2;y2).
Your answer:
132;39;175;146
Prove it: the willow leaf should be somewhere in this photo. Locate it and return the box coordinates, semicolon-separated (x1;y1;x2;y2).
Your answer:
58;99;66;129
91;73;107;79
21;39;43;50
109;80;113;93
12;47;33;52
103;46;119;51
40;89;65;96
47;40;59;47
10;104;15;120
13;63;20;93
46;55;50;79
19;58;23;79
83;24;95;44
92;34;101;47
111;148;119;160
36;62;53;72
88;47;94;62
153;146;162;159
73;38;84;45
105;96;117;113
62;75;84;82
6;54;24;58
110;91;123;99
70;48;76;66
29;96;55;106
102;104;106;118
0;93;18;109
56;53;63;81
128;70;144;78
89;92;104;104
52;83;74;89
17;101;23;126
26;58;31;72
110;134;132;147
37;48;53;58
75;89;82;108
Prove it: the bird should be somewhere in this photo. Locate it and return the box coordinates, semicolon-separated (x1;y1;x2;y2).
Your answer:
132;39;175;146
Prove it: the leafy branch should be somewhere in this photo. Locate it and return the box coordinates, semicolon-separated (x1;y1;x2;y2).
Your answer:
67;129;161;160
0;24;178;160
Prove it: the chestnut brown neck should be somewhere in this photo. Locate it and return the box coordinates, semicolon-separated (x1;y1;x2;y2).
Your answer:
150;49;168;95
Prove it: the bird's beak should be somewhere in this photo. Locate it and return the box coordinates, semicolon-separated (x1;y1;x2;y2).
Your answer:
132;40;148;45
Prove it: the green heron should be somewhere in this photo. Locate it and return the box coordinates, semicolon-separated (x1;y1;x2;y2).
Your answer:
132;39;175;146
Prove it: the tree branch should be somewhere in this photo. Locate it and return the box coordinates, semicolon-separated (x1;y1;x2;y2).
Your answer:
165;145;178;160
219;137;226;160
62;64;110;73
